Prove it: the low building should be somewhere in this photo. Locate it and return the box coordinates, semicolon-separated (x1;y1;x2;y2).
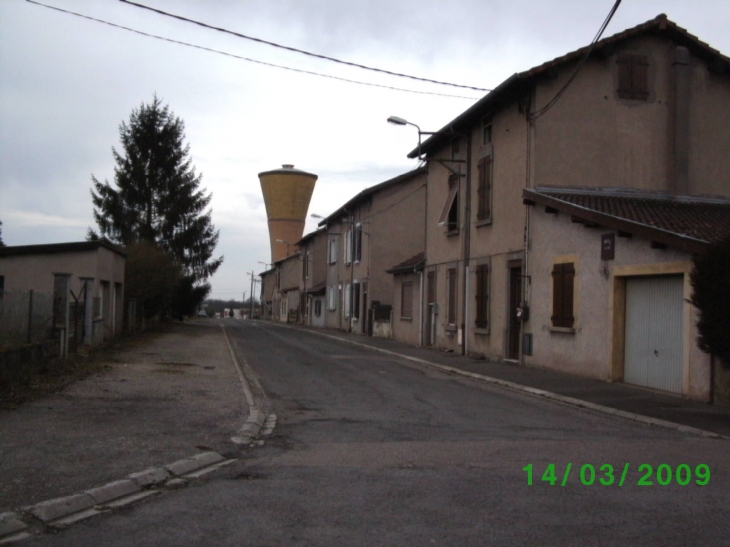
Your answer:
522;187;730;402
0;240;125;351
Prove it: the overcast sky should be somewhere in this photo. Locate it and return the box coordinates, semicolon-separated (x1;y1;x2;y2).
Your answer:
1;0;728;300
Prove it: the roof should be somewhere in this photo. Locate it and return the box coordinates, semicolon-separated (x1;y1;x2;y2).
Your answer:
386;252;426;274
523;187;730;254
0;239;126;258
296;226;326;246
409;14;730;158
317;167;426;226
305;280;326;295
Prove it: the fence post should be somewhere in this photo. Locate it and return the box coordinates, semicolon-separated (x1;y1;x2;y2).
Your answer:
27;289;34;344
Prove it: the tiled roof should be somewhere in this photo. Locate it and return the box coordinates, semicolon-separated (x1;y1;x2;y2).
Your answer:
387;252;426;274
0;239;126;257
523;188;730;253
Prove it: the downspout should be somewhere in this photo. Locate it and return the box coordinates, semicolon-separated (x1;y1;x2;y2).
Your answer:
418;269;424;346
523;88;536;366
461;129;472;356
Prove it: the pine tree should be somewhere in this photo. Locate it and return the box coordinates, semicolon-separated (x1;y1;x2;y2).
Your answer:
0;220;5;247
89;96;223;314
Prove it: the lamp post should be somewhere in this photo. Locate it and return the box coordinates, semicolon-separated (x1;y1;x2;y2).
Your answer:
387;116;438;161
275;239;295;256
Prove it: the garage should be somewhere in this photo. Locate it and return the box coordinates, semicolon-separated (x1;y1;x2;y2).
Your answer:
624;275;684;394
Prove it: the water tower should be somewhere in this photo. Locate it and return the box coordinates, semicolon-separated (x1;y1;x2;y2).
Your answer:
258;164;318;263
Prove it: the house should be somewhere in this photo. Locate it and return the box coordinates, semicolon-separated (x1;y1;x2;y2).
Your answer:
297;227;327;327
397;14;729;398
386;252;426;346
318;167;427;335
522;188;730;402
0;240;126;351
270;252;303;323
259;268;277;321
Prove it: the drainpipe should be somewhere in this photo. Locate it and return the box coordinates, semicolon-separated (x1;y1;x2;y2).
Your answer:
418;269;424;346
461;128;472;356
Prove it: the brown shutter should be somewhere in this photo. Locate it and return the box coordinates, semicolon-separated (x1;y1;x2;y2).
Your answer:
617;53;633;99
477;156;492;221
632;55;649;101
563;263;575;327
551;263;564;327
438;182;459;227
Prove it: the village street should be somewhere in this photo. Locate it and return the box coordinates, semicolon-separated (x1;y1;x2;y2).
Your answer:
6;319;727;547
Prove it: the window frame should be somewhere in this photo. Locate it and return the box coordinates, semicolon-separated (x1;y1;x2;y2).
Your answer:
328;238;338;264
477;155;492;222
617;53;649;101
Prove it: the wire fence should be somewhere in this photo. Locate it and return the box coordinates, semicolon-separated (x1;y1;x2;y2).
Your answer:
0;290;56;350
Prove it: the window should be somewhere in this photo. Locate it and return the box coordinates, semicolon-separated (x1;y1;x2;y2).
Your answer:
354;224;363;262
551;262;575;328
344;283;351;317
477;156;492;221
447;268;457;325
327;285;337;310
617;53;648;101
344;229;352;264
314;299;322;317
352;281;360;319
475;264;489;328
401;281;413;319
438;175;460;233
329;239;338;264
482;117;492;145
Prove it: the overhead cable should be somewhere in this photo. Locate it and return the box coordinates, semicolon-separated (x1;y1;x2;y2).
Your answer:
118;0;491;92
529;0;622;121
26;0;480;100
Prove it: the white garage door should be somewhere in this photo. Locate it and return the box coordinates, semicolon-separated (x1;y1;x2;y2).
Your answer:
624;275;684;394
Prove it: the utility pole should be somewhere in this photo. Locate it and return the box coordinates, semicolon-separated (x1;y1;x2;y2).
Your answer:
249;271;255;319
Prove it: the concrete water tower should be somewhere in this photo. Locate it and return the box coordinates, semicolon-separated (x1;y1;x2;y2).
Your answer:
258;164;318;263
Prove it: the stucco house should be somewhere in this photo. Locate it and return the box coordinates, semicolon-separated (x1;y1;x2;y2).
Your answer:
317;167;427;335
397;14;729;395
522;188;730;402
0;240;125;351
297;227;327;328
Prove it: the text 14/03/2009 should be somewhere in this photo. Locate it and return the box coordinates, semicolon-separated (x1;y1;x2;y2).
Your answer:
522;463;710;486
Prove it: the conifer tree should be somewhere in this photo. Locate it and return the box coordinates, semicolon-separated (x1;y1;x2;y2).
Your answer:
89;96;222;315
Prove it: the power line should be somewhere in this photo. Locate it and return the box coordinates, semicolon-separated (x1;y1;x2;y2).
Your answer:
119;0;491;92
26;0;480;100
529;0;622;121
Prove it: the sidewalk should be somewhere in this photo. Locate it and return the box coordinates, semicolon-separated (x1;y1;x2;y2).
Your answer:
0;321;246;514
294;324;730;438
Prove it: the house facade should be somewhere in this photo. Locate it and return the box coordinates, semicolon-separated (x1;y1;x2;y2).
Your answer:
406;14;730;377
297;227;327;327
0;240;126;350
319;168;426;335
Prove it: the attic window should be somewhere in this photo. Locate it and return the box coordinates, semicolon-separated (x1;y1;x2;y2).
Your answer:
437;175;460;233
482;117;492;145
617;53;649;101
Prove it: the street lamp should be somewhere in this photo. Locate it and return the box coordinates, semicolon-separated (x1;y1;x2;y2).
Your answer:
276;239;295;256
387;115;438;160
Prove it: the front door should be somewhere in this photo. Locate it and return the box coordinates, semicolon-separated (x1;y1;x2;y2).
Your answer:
508;265;522;359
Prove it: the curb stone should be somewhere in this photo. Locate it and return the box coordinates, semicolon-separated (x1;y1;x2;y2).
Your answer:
21;493;97;524
164;451;226;477
86;480;140;505
128;467;171;488
0;512;29;544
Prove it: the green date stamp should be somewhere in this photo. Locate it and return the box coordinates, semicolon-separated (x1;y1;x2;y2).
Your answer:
522;463;710;486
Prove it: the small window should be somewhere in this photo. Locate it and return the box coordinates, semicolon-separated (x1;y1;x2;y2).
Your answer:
344;230;352;264
344;283;351;317
447;268;458;325
551;262;575;328
329;239;338;264
437;177;459;232
354;224;363;262
477;156;492;221
482;118;492;145
617;53;648;101
327;285;337;310
314;299;322;317
401;281;413;319
353;282;361;320
475;264;489;328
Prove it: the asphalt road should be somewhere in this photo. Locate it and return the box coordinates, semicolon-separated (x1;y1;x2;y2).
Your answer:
26;320;730;546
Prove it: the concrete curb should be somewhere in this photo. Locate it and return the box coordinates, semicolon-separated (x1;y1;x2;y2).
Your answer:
290;325;729;441
220;322;275;445
1;451;236;544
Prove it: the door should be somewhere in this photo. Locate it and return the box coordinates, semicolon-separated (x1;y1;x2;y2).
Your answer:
508;265;522;359
624;275;684;394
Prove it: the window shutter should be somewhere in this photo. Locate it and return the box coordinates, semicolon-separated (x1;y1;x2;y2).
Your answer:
475;264;489;328
563;263;575;327
617;53;633;99
632;55;649;101
551;263;565;327
477;156;492;221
